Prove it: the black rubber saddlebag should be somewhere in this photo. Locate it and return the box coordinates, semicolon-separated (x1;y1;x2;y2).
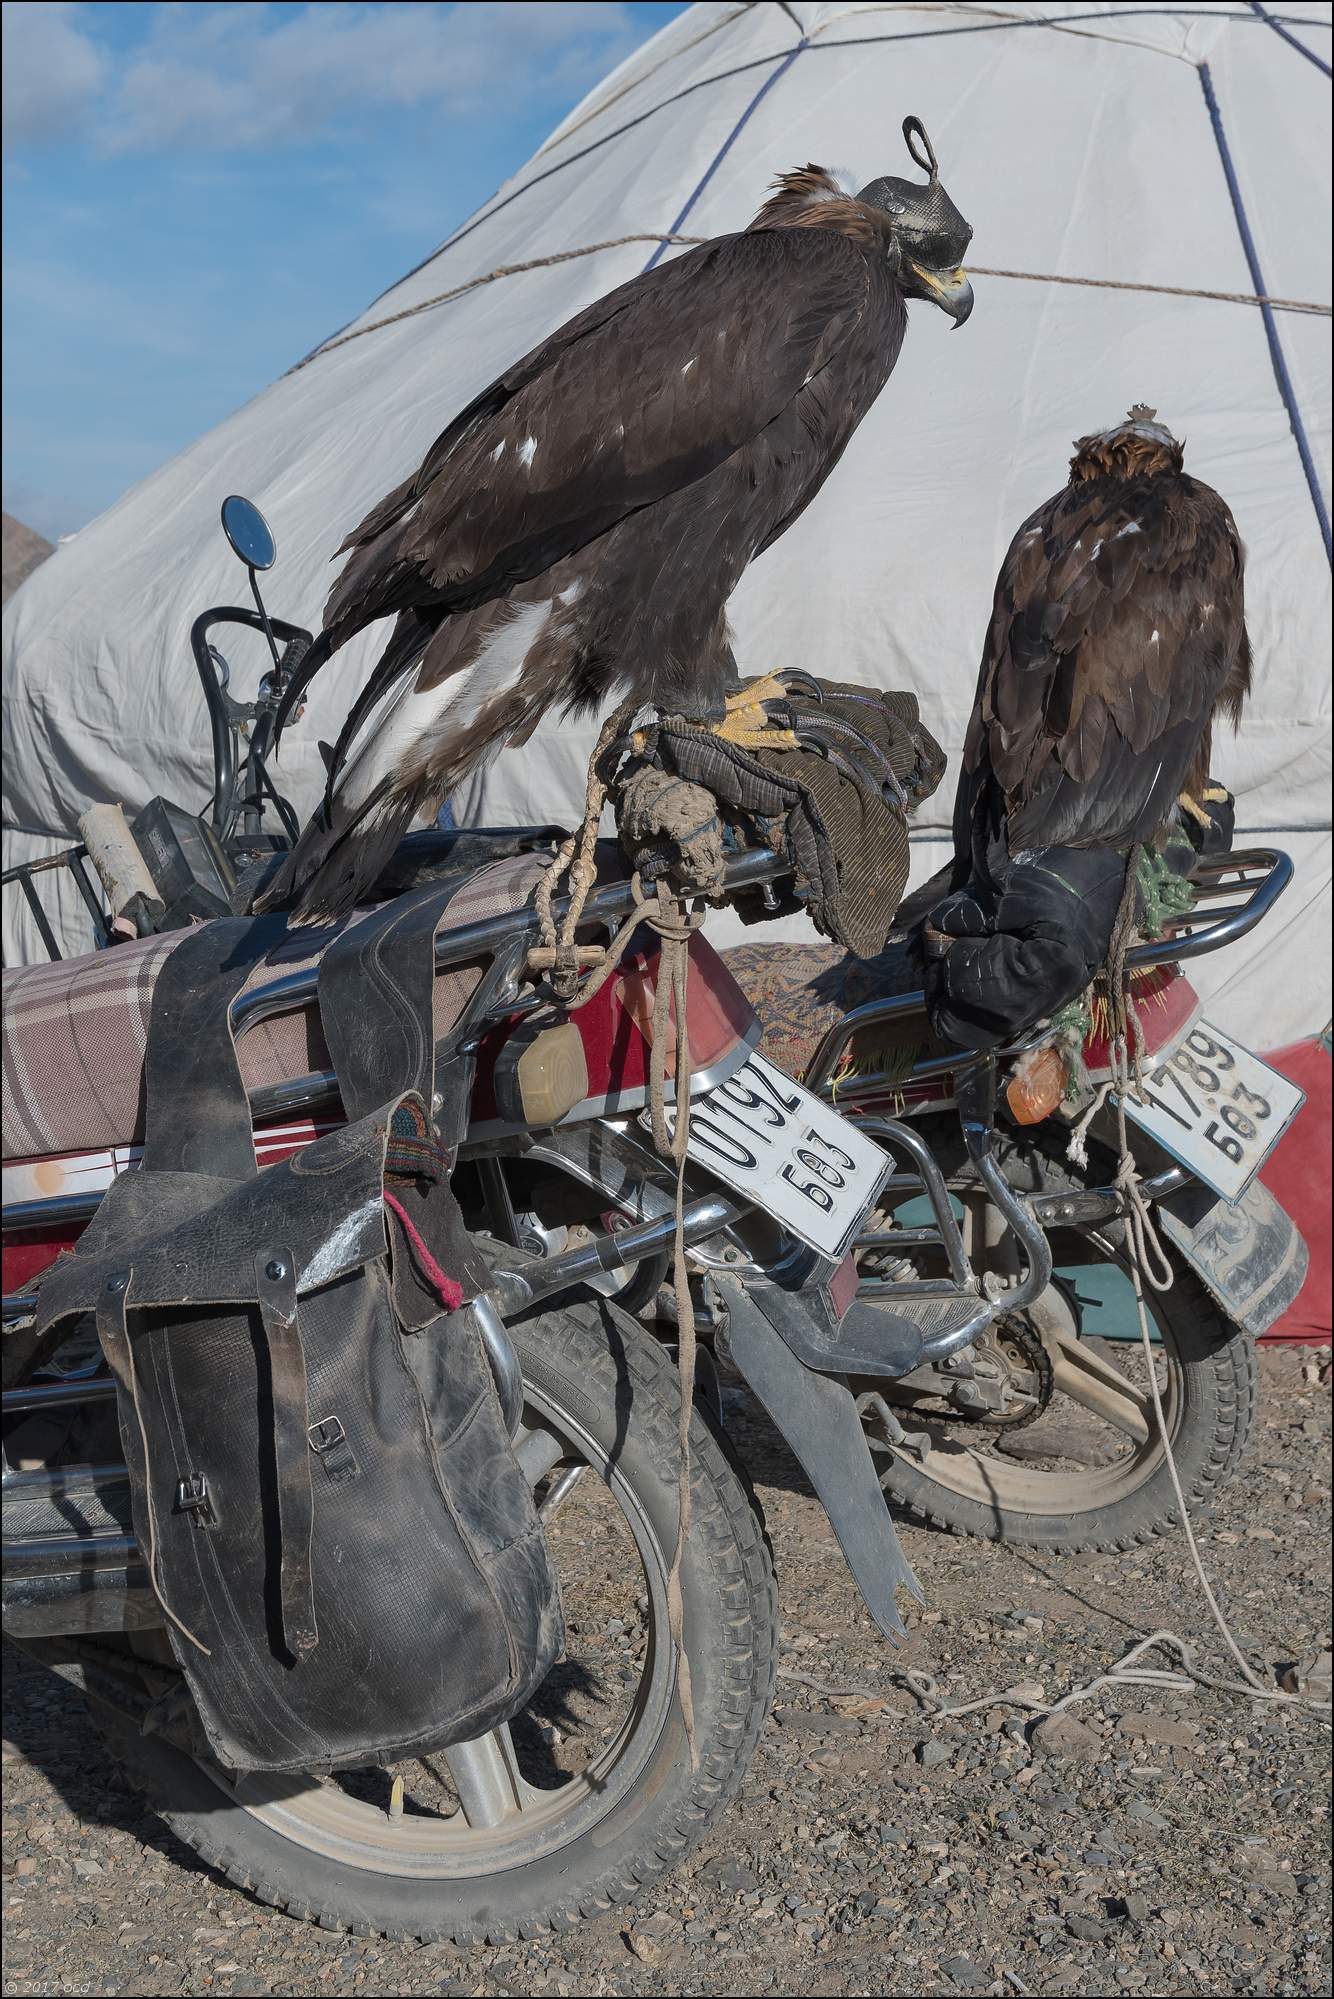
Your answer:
31;895;562;1773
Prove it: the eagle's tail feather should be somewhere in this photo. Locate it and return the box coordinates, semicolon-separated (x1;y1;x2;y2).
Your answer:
251;778;417;925
318;613;439;811
257;666;553;926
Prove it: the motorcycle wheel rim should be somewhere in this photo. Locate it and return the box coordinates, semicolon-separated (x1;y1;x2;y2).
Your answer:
873;1228;1184;1518
194;1377;676;1878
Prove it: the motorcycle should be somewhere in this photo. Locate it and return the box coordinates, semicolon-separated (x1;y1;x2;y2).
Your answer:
723;848;1306;1554
0;498;1306;1944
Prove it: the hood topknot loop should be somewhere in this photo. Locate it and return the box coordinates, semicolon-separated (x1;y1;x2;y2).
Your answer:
855;115;972;272
902;115;939;180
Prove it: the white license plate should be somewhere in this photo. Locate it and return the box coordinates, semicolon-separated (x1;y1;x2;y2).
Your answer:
651;1052;891;1259
1119;1020;1305;1203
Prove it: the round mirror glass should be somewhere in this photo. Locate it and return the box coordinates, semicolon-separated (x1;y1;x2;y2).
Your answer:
220;495;276;571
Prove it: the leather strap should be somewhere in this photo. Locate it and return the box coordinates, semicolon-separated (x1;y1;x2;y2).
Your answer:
254;1246;319;1658
316;881;469;1128
141;913;289;1181
94;1271;212;1657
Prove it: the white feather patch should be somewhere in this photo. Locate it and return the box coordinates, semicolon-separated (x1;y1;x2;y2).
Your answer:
338;601;552;808
519;435;537;467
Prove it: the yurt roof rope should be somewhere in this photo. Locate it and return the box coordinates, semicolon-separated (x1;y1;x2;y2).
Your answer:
534;2;755;156
1248;0;1333;75
290;244;1329;376
643;37;808;269
315;6;1331;365
1200;60;1333;564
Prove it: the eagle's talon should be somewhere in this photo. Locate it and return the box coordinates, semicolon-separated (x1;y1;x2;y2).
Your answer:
708;673;800;749
1177;789;1214;829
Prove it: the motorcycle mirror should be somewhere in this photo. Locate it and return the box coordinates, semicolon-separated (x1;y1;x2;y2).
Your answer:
220;495;277;573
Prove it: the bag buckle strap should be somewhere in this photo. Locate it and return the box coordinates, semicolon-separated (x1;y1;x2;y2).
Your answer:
174;1472;217;1527
254;1247;319;1660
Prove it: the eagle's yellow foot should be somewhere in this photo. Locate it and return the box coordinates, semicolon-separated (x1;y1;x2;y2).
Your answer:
711;673;799;750
1177;787;1227;829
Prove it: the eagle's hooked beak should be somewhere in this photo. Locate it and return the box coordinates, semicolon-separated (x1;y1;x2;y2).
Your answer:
909;262;974;327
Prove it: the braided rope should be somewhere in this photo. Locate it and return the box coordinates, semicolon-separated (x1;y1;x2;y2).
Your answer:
1064;847;1313;1704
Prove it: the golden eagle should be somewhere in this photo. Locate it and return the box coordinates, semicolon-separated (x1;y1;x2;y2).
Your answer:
922;408;1252;1051
262;119;973;921
956;405;1251;861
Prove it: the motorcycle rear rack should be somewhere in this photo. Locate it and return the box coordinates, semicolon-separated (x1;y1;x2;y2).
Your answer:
800;846;1294;1108
1;843;112;965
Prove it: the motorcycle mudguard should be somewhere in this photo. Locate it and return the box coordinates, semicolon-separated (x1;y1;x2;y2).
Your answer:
714;1275;922;1641
1155;1174;1308;1339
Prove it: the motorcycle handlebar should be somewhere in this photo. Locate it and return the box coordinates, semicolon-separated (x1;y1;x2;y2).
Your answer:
190;607;315;839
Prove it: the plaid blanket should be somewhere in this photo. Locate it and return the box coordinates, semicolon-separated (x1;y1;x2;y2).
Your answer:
2;854;545;1161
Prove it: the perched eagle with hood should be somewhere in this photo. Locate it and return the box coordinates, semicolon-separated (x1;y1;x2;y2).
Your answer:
955;405;1251;864
923;407;1252;1050
261;118;973;922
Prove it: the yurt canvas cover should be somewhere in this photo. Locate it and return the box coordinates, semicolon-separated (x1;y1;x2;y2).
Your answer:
4;1;1331;1048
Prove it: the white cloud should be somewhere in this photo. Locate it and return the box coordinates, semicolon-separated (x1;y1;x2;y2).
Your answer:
94;2;644;155
2;2;105;151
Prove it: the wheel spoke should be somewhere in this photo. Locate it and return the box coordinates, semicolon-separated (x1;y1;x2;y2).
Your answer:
441;1725;542;1829
513;1419;566;1488
1046;1330;1153;1444
540;1463;587;1521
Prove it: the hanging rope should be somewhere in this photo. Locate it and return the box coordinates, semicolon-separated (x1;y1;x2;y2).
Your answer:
1061;846;1324;1706
527;728;726;1766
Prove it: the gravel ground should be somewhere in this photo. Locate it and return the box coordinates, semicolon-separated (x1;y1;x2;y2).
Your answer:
4;1344;1330;1999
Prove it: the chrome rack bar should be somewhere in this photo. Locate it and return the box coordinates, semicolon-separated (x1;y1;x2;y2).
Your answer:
488;1192;745;1317
4;1194;104;1234
3;1379;117;1413
1126;847;1292;969
232;847;790;1041
803;848;1294;1097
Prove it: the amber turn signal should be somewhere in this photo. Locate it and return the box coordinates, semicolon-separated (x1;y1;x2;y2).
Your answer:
1005;1041;1069;1126
494;1021;590;1128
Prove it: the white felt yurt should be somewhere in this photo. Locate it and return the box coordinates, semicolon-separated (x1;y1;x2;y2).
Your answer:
4;0;1330;1049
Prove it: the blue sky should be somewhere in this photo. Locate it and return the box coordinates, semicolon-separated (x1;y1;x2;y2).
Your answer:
1;1;687;541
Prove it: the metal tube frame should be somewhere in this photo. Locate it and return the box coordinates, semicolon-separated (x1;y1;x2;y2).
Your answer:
802;846;1293;1103
2;840;1286;1603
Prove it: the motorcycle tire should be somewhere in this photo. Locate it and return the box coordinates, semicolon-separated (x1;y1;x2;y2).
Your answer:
870;1125;1258;1554
98;1289;777;1945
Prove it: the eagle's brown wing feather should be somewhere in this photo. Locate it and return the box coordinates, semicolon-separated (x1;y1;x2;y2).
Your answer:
322;229;871;653
964;472;1248;853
